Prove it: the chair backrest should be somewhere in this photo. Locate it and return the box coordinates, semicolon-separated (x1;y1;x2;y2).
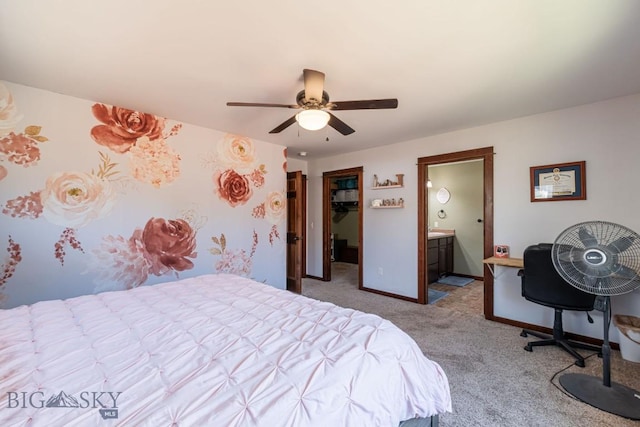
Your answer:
521;243;596;311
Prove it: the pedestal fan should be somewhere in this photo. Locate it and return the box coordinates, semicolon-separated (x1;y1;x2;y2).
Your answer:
551;220;640;420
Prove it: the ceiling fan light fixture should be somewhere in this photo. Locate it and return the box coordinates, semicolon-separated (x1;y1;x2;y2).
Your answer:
295;109;330;131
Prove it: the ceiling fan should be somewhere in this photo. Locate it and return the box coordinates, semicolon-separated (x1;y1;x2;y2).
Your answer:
226;69;398;135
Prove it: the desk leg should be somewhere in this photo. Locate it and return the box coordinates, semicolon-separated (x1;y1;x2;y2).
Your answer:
485;264;496;277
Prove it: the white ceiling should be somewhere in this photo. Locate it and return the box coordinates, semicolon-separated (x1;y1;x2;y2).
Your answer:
2;1;640;159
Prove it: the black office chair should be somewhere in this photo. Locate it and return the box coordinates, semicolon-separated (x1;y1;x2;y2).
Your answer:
518;243;601;367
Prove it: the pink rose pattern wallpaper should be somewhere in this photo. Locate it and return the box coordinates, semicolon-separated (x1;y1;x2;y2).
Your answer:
0;81;287;308
89;217;198;292
90;104;183;188
209;231;259;277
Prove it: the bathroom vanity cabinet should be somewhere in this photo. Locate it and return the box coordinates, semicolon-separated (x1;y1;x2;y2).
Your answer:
427;235;454;283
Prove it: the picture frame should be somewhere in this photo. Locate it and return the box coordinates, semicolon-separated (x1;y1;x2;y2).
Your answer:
530;161;586;202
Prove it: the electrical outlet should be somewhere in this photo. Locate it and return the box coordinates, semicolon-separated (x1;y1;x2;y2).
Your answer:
378;267;383;275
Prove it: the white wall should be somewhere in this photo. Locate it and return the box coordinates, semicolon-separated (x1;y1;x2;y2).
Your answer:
306;93;640;342
286;157;308;175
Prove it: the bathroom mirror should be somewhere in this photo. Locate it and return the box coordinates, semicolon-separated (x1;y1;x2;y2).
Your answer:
436;187;451;204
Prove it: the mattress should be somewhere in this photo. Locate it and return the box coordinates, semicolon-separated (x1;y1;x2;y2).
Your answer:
0;274;451;426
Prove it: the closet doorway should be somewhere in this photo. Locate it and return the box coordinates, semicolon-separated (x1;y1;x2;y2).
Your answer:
322;167;363;287
417;147;495;319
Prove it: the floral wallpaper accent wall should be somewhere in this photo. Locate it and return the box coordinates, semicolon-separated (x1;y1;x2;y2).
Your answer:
0;81;287;308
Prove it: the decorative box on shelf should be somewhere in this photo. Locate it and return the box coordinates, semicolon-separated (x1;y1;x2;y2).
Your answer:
371;198;404;208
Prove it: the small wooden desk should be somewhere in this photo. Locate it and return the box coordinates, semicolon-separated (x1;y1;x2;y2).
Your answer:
483;256;524;277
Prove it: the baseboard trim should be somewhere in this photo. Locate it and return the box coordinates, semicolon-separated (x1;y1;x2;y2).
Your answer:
491;315;618;350
305;274;418;303
451;272;483;281
361;286;419;303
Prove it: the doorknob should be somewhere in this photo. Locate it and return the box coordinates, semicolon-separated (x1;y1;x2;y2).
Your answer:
287;233;301;243
477;219;483;223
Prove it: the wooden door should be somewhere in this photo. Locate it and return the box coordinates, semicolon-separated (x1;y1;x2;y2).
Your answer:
286;171;303;293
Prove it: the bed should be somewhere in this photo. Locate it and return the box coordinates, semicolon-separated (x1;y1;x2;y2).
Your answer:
0;274;451;426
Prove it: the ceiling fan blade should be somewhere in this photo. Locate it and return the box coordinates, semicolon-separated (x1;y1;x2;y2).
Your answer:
330;98;398;110
327;112;355;135
227;102;299;109
303;69;325;103
269;115;297;134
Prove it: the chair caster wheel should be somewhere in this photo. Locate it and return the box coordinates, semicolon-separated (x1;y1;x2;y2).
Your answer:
520;331;528;338
574;360;585;368
524;345;532;352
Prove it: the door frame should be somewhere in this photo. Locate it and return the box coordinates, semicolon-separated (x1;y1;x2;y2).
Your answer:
286;171;304;293
417;147;495;318
301;174;307;278
322;167;363;287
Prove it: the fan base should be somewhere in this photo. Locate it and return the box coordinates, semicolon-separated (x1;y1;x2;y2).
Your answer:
560;373;640;420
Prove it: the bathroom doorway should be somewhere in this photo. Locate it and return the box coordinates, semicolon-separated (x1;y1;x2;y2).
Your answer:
417;147;495;319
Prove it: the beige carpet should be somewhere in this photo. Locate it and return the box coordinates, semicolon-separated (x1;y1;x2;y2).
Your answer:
302;263;640;427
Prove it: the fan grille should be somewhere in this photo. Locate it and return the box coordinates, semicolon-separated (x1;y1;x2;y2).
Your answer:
552;220;640;295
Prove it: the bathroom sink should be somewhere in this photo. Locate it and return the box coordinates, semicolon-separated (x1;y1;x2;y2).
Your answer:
428;232;449;238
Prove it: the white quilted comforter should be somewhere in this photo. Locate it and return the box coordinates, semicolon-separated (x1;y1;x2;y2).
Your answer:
0;274;451;426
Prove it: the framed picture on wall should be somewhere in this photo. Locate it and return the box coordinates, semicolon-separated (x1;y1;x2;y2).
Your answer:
530;161;586;202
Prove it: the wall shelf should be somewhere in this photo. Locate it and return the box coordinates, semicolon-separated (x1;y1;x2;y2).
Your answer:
371;185;403;190
372;173;404;188
370;205;404;209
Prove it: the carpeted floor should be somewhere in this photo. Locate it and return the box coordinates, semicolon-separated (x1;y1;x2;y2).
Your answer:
302;263;640;427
